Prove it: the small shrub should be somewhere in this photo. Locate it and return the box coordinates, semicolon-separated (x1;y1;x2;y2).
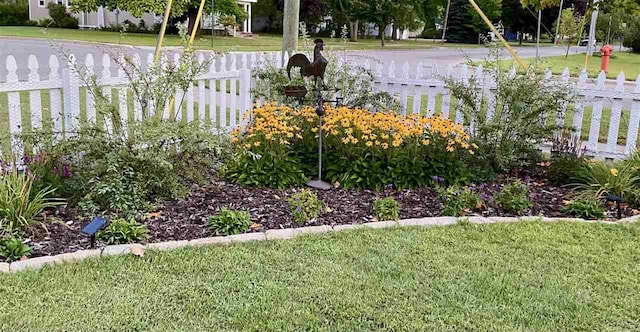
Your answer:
289;189;323;224
0;237;31;262
561;199;606;219
208;207;251;235
0;3;28;26
373;197;400;221
97;217;149;245
494;180;532;214
60;16;79;29
0;170;63;237
438;186;482;216
25;20;38;26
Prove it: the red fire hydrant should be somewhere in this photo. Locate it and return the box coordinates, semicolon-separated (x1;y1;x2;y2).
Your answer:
600;45;614;72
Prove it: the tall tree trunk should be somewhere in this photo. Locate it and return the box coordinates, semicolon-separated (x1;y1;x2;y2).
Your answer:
380;24;386;47
519;32;523;45
187;7;198;37
350;21;359;42
566;40;571;58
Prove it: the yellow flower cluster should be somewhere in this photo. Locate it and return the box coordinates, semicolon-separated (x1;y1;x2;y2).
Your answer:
321;106;473;153
234;103;474;154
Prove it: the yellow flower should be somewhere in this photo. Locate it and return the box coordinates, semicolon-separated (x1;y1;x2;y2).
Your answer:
421;139;430;146
351;137;359;144
446;146;455;152
342;137;350;144
253;141;261;147
244;143;251;149
381;143;389;149
366;141;373;147
231;137;239;143
611;168;619;176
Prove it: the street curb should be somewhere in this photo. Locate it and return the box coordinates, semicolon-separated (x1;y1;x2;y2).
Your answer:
3;215;633;273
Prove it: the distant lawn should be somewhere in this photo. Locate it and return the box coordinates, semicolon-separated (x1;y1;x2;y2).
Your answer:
1;222;640;330
479;52;640;80
0;26;482;52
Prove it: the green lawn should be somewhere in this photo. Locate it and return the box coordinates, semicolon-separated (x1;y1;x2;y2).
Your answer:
0;26;481;52
1;222;639;330
481;52;640;80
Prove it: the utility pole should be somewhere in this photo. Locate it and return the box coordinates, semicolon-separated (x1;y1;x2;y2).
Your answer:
554;0;564;44
282;0;300;59
441;0;451;43
536;9;541;60
586;0;599;59
211;0;214;47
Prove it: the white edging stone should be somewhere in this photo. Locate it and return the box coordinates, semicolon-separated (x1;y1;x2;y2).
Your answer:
398;217;456;227
294;225;332;236
465;216;492;224
102;244;144;257
265;228;296;240
361;220;399;229
228;232;266;243
58;249;102;262
333;224;364;232
619;215;640;223
145;240;190;251
488;217;520;223
189;236;231;247
10;255;60;272
0;263;9;272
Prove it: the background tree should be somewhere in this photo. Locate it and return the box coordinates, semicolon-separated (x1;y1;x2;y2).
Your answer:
501;0;537;44
623;15;640;52
446;0;477;43
555;7;582;56
71;0;247;34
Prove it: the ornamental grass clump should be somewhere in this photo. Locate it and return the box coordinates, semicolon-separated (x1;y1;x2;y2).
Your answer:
288;189;323;224
0;169;63;237
573;160;640;206
228;103;476;190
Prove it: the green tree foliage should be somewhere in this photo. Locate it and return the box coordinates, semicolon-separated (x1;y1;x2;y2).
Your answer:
501;0;537;44
446;0;477;43
555;7;582;57
70;0;246;34
623;15;640;53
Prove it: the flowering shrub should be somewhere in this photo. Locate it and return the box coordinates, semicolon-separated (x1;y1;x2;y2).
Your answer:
227;103;475;190
437;186;482;217
494;180;532;214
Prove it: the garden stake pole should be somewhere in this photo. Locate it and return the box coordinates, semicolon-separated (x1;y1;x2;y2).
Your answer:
467;0;527;70
189;0;208;45
154;0;174;63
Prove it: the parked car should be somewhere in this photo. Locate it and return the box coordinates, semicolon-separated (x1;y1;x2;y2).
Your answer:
579;39;597;47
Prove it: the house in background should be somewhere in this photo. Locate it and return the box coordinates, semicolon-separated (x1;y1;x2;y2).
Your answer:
28;0;255;34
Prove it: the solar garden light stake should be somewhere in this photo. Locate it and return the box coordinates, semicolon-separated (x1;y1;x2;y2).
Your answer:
81;217;108;249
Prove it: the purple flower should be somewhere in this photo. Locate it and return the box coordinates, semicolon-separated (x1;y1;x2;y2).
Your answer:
52;166;59;175
62;164;71;178
296;206;302;213
22;155;31;164
438;176;445;183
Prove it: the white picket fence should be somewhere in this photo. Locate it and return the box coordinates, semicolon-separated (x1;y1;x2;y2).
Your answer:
1;50;640;161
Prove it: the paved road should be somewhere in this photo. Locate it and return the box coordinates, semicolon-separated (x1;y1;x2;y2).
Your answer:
0;37;588;81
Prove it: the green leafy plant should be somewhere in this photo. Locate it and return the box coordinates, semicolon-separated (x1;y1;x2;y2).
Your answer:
208;208;251;235
561;199;606;219
494;180;532;214
438;186;482;217
97;217;149;245
289;189;324;224
0;170;63;237
0;237;31;262
373;197;400;221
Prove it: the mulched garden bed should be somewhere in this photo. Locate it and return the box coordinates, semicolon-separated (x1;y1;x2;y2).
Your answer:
20;166;637;261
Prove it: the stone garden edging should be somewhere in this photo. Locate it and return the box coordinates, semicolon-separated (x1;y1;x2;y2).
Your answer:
3;215;639;273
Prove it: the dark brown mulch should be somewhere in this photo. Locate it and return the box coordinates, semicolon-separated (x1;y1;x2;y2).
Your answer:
18;168;637;261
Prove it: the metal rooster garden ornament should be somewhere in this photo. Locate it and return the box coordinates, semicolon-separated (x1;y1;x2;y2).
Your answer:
286;39;329;88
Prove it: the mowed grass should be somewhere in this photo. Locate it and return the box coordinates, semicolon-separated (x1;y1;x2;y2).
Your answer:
479;52;640;80
1;222;639;330
0;26;477;52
